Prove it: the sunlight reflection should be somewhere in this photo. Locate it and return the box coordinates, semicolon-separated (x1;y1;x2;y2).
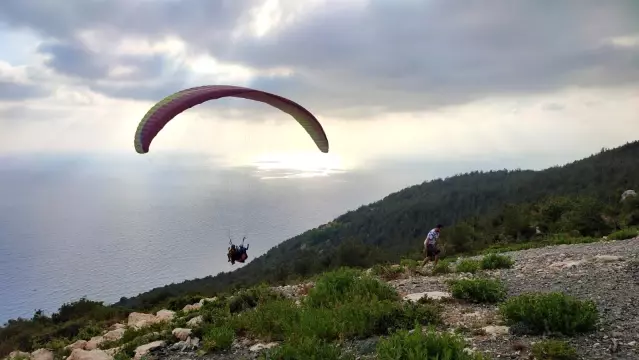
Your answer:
251;152;347;179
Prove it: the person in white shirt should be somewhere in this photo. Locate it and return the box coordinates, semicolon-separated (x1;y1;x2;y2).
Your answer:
421;224;443;267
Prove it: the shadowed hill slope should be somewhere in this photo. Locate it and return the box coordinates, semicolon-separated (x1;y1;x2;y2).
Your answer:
116;141;639;309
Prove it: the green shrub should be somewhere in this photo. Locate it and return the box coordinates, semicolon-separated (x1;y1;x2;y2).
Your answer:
531;339;578;360
228;285;285;314
432;260;452;275
608;228;639;240
480;235;600;254
499;292;598;335
371;264;405;281
455;259;481;274
448;278;507;303
240;296;440;343
261;336;353;360
200;306;232;328
75;321;103;341
237;299;300;341
42;337;69;354
376;325;489;360
202;325;235;352
304;268;398;308
166;294;205;311
480;253;514;270
296;300;439;340
400;259;419;273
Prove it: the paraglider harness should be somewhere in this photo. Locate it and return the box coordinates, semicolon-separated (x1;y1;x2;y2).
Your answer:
227;236;249;265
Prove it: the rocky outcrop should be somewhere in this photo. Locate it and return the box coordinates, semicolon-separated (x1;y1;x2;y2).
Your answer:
65;340;87;351
127;312;159;329
66;349;113;360
186;315;202;327
102;328;125;342
155;309;175;322
134;341;165;360
30;349;53;360
84;336;104;351
171;328;192;341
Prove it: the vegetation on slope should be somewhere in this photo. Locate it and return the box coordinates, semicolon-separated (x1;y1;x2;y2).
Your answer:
116;141;639;310
2;141;639;357
0;251;606;359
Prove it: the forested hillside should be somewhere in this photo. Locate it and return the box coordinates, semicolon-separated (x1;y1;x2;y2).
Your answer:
114;140;639;310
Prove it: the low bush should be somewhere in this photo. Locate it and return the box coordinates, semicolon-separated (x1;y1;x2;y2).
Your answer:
304;268;399;308
202;325;235;352
499;292;599;335
531;339;578;360
371;264;405;281
455;259;481;274
432;260;452;275
448;278;507;303
608;228;639;240
376;325;490;360
261;336;353;360
480;253;514;270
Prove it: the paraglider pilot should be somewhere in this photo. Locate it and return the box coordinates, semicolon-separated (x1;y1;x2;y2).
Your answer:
228;236;249;265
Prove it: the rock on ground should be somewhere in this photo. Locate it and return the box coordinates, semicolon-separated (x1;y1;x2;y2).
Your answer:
66;349;113;360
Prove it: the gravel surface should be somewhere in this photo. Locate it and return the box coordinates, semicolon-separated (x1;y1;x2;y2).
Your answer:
390;238;639;359
148;238;639;360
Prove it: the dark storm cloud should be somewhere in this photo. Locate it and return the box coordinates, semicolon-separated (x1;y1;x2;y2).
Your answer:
1;0;638;113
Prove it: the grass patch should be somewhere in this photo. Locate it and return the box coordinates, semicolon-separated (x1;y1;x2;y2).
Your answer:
480;253;514;270
479;235;602;255
304;268;399;308
376;325;489;360
608;228;639;240
531;339;578;360
202;325;235;352
371;264;405;281
400;258;419;272
261;336;354;360
499;292;598;335
238;294;441;343
448;278;507;304
234;268;441;345
432;260;453;275
455;259;481;274
228;285;287;314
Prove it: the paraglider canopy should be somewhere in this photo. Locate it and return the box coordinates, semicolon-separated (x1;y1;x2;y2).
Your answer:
134;85;329;154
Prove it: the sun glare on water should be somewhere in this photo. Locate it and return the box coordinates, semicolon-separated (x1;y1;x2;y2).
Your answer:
251;152;347;180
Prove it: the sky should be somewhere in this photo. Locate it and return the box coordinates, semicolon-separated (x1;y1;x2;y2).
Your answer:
1;0;639;173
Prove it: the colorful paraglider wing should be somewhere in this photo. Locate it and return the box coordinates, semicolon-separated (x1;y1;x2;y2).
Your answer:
134;85;329;154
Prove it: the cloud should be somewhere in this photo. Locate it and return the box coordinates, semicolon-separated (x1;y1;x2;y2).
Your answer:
543;103;565;112
3;1;639;102
1;0;639;172
1;0;637;115
0;80;47;100
225;0;639;113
